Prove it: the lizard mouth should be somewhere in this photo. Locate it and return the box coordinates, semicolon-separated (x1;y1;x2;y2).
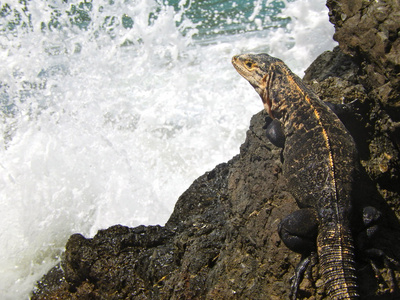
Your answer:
231;56;246;76
231;56;259;90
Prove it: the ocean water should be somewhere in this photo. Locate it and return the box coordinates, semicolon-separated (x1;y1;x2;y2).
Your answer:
0;0;336;298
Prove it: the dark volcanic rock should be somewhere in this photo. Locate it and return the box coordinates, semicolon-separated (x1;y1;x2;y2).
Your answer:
32;111;301;299
304;46;400;193
327;0;400;117
32;0;400;299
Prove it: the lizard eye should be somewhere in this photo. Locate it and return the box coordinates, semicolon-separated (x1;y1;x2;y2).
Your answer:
245;61;256;70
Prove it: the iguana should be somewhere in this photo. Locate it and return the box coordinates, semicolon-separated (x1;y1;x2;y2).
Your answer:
232;53;359;299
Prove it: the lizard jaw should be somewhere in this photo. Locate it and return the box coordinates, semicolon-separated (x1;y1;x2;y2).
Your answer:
232;55;274;118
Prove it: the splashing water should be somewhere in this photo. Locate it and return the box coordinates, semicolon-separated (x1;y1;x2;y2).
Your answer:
0;0;336;298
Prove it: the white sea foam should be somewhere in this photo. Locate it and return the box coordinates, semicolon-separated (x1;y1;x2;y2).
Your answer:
0;0;336;298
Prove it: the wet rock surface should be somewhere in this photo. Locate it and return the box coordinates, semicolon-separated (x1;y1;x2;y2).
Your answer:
32;1;400;299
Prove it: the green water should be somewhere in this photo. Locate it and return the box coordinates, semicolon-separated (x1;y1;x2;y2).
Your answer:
166;0;291;38
1;0;291;40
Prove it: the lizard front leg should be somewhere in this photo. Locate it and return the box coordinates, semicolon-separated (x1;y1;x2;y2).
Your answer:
264;117;285;148
357;206;400;292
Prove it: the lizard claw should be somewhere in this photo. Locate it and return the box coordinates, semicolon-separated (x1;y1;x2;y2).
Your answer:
365;248;400;293
289;255;312;299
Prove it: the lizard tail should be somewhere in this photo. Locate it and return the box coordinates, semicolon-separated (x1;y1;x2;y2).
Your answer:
318;224;358;299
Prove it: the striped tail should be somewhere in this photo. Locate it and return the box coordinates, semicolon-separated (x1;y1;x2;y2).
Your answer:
317;224;358;299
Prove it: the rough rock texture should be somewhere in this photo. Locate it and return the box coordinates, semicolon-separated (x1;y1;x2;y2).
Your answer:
32;0;400;299
304;46;400;217
32;112;300;299
325;0;400;215
326;0;400;117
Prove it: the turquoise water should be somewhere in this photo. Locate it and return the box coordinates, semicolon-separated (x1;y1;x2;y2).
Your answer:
0;0;290;36
166;0;290;37
0;0;336;298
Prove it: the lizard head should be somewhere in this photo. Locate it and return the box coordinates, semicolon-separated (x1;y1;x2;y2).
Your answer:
232;53;282;118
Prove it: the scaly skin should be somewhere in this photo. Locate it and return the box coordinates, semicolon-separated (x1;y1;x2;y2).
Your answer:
232;53;359;299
